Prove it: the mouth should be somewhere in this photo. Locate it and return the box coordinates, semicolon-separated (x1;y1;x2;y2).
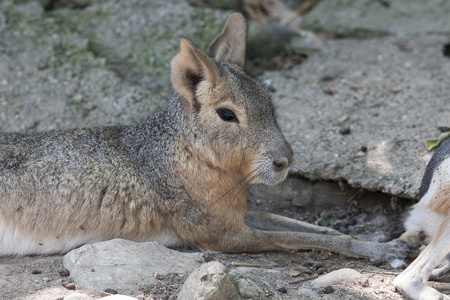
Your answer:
254;158;291;186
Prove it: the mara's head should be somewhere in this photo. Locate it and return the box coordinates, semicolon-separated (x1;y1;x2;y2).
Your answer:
171;13;293;186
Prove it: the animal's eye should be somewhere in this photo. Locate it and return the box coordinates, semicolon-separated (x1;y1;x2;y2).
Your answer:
216;108;238;123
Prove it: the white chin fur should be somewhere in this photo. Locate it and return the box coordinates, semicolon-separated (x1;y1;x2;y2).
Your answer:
257;159;290;186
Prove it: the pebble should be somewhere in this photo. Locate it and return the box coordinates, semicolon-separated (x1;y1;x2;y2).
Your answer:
312;268;362;289
63;293;93;300
63;282;77;290
104;288;118;295
322;286;334;294
59;268;70;277
102;296;139;300
339;127;351;135
177;261;239;300
234;277;265;299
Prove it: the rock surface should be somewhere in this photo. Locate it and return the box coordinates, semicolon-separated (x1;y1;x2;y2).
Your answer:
177;261;240;300
270;32;450;199
1;1;450;298
63;239;205;291
0;0;226;132
303;0;450;37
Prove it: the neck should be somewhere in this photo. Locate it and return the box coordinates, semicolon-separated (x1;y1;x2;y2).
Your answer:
174;137;248;223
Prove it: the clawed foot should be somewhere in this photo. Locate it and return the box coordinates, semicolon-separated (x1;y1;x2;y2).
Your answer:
382;239;416;266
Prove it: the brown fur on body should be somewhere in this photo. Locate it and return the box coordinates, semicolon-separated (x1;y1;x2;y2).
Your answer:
394;139;450;299
0;14;409;263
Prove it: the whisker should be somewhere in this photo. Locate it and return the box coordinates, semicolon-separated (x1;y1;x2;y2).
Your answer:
220;169;264;220
207;169;258;208
292;151;321;178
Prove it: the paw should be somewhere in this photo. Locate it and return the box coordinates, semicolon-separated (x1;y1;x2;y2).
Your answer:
394;279;450;300
383;239;414;265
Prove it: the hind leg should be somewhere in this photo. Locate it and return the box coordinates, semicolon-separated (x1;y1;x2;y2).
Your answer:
394;214;450;300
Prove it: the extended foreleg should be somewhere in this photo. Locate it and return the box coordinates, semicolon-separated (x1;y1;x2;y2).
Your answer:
213;224;408;263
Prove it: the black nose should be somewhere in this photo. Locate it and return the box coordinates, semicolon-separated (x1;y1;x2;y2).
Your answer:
273;157;289;172
272;141;293;173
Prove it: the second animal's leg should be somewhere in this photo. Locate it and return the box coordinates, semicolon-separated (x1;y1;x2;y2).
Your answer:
394;214;450;300
430;253;450;280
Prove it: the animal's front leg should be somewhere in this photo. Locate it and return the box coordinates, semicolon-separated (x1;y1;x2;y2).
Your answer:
394;215;450;300
213;224;408;263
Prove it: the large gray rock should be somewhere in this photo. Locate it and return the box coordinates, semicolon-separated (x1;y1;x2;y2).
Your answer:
266;33;450;199
0;0;226;133
303;0;450;37
63;239;205;291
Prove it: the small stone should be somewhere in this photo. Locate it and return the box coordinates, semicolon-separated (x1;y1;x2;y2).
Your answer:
372;260;383;267
322;286;334;294
64;282;77;290
59;268;70;277
178;261;239;300
104;288;118;295
311;262;324;270
277;287;287;293
317;267;327;275
63;293;93;300
339;127;351;135
234;277;265;299
312;268;362;289
323;88;337;95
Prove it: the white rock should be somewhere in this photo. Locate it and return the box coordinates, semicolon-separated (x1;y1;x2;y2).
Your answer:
311;268;362;289
102;295;139;300
64;293;93;300
64;239;204;291
178;261;240;300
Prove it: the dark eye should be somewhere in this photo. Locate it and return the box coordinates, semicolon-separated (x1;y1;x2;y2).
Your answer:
216;108;238;123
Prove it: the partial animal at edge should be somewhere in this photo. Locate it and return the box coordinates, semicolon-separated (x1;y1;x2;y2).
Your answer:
394;138;450;300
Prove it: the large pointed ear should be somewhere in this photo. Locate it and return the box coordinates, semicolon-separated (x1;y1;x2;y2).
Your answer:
171;38;220;104
207;13;247;68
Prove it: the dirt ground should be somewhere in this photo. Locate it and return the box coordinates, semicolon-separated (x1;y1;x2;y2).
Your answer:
1;193;449;300
2;246;450;300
